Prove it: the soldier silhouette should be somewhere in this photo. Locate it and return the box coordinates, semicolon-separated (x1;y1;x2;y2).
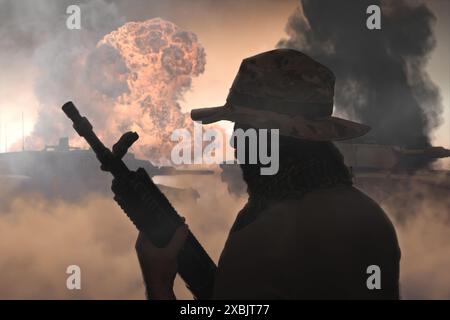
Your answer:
131;49;401;299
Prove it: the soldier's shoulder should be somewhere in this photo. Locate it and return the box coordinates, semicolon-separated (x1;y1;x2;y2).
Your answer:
268;184;381;212
264;184;393;232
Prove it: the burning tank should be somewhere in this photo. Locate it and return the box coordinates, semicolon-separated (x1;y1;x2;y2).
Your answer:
0;137;212;203
332;142;450;205
335;142;450;199
219;142;450;203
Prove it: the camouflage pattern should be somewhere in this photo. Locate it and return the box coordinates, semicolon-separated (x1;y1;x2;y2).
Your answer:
230;49;335;109
191;49;370;141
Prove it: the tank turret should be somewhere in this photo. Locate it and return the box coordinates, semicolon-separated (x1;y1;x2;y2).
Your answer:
0;137;213;202
335;142;450;173
218;142;450;204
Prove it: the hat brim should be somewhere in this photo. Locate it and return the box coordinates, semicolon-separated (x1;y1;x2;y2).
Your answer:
191;105;370;141
191;106;232;124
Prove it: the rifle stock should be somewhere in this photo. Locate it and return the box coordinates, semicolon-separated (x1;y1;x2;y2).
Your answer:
62;101;216;299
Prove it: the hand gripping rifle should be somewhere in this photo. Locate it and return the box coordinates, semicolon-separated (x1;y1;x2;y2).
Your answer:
62;101;216;299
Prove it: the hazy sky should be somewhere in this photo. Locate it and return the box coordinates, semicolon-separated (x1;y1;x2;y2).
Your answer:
0;0;447;153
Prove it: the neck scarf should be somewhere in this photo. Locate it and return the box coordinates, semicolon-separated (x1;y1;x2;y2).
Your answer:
230;142;352;233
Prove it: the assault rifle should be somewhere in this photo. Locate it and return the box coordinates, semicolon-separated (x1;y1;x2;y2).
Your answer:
62;101;216;299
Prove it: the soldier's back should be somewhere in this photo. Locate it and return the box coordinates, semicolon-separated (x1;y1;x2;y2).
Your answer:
213;184;401;299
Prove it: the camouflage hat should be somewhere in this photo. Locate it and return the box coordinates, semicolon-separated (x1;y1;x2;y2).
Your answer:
191;49;370;141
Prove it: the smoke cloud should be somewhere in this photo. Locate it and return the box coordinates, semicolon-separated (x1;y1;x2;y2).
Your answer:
380;181;450;299
0;174;245;299
1;0;208;164
0;176;245;299
0;173;449;299
278;0;443;154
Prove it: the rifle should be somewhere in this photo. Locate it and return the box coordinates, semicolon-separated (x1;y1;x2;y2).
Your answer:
62;101;216;299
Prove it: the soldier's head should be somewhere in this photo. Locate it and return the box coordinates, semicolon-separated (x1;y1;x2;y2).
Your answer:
192;49;369;141
191;49;368;181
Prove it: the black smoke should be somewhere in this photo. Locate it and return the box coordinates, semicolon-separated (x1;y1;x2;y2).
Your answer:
278;0;442;151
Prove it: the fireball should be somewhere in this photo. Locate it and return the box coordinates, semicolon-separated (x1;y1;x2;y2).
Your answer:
88;18;207;163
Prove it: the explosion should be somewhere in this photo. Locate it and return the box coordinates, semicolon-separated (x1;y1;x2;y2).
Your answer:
20;17;207;164
90;18;207;163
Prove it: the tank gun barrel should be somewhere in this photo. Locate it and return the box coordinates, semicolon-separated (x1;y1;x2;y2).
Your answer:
399;146;450;159
156;167;214;176
428;147;450;158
